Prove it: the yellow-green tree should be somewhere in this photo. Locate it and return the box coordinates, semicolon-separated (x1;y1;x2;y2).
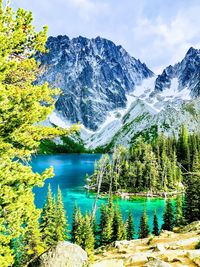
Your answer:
0;2;78;266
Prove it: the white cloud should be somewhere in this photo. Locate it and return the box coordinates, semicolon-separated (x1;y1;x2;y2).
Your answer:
130;5;200;73
67;0;109;21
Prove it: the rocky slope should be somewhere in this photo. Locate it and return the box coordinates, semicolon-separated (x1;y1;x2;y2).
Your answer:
91;221;200;267
83;47;200;149
154;47;200;98
36;35;153;131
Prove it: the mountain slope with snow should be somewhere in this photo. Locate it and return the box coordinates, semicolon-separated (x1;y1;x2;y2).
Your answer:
153;47;200;98
36;35;153;131
38;42;200;150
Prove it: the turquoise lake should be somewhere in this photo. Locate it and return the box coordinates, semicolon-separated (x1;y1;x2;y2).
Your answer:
32;154;166;234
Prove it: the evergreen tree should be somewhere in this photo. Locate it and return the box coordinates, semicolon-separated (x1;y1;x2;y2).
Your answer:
91;216;99;248
152;210;159;236
55;186;69;241
112;204;125;241
40;185;57;247
184;151;200;222
100;220;113;245
71;204;84;246
100;204;113;245
126;210;135;240
82;214;95;258
162;198;174;231
175;195;184;226
139;209;150;239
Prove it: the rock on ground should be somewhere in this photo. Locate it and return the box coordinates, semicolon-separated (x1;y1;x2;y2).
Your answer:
29;241;88;267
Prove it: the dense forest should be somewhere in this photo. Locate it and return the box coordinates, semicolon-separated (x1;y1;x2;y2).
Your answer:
87;126;200;194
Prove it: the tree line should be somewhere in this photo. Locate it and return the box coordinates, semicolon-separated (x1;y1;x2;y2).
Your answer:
38;187;189;261
88;126;200;194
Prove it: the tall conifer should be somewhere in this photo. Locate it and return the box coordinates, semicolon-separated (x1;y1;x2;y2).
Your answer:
126;211;135;240
152;210;159;236
162;198;174;231
139;209;150;239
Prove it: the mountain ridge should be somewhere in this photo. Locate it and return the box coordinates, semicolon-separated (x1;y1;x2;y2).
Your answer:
36;37;200;150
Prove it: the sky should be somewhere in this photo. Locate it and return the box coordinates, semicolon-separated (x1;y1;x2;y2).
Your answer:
12;0;200;73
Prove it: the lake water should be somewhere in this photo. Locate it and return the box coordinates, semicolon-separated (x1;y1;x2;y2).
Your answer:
32;154;166;234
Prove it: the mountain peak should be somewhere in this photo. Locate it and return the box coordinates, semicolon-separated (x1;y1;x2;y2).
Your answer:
185;47;198;57
36;35;153;130
153;46;200;98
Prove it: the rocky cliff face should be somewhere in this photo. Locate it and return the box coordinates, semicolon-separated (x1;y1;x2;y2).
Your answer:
36;35;153;130
153;47;200;98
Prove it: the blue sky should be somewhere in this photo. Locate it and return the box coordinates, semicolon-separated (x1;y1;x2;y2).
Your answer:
13;0;200;73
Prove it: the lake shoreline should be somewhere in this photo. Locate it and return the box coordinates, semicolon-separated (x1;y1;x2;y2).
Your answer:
85;188;184;200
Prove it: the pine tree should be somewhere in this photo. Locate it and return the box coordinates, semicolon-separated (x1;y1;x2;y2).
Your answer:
175;195;184;226
40;185;57;247
100;219;113;245
162;198;174;231
112;204;125;241
126;210;135;240
82;214;95;258
152;210;159;236
71;204;84;246
55;186;69;241
100;204;113;245
91;217;98;248
139;209;150;239
184;151;200;222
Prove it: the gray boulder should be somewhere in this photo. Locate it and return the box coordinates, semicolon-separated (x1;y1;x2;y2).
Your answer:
29;241;88;267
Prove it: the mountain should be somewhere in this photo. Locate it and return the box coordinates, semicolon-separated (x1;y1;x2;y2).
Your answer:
84;47;200;149
36;35;153;131
153;47;200;98
37;41;200;150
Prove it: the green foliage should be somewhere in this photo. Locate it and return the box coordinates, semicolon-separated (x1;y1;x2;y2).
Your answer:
71;204;84;246
152;210;159;236
100;205;113;245
89;127;200;197
184;150;200;223
175;195;184;226
40;185;56;247
162;198;174;231
55;187;69;241
39;135;87;154
0;3;77;265
40;185;68;248
112;204;126;241
71;205;95;258
126;211;135;240
138;209;150;239
82;214;95;258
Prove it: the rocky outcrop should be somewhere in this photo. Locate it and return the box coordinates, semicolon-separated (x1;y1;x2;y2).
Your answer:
153;47;200;98
92;221;200;267
29;241;87;267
